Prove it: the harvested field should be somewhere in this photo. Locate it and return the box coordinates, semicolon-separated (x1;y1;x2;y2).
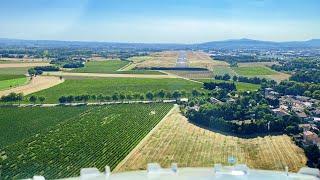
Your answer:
0;76;63;96
238;62;279;67
0;62;50;68
115;107;306;172
135;51;178;69
187;51;229;70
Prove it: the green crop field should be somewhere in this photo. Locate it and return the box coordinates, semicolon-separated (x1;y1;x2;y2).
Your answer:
232;66;276;76
70;60;163;74
26;77;202;103
0;106;87;148
0;77;28;90
0;103;173;179
71;60;129;73
0;67;29;75
0;74;28;90
212;66;237;76
196;79;260;92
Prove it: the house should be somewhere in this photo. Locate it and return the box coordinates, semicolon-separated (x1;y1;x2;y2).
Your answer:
272;108;290;117
303;131;320;145
209;97;222;104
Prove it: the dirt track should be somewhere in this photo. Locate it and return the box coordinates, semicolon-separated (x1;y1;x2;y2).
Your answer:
44;72;178;79
0;76;64;96
0;62;50;68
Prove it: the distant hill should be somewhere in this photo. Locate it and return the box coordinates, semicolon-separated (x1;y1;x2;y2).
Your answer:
0;38;319;49
197;38;320;49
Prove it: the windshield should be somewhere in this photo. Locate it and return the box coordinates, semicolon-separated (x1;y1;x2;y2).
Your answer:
0;0;320;179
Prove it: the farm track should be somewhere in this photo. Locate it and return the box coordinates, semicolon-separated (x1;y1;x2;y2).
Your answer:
44;72;177;79
0;76;63;96
0;62;50;68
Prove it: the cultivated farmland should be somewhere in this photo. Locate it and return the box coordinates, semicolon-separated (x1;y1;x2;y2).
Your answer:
195;79;261;92
71;60;129;73
0;106;88;147
232;66;277;76
116;107;307;172
26;77;202;103
0;103;173;179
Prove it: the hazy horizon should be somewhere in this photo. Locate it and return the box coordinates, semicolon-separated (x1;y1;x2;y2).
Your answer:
1;0;320;43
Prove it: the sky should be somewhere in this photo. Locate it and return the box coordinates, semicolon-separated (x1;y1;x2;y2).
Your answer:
0;0;320;43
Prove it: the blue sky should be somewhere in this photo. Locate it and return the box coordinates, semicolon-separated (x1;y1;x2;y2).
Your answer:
0;0;319;43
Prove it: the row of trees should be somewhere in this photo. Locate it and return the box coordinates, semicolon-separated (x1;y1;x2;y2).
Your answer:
28;66;60;76
214;74;276;85
0;93;45;104
204;81;236;92
58;89;202;104
275;81;320;99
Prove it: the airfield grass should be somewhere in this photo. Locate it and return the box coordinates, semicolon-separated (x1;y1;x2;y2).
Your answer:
117;107;306;172
26;77;202;103
212;66;237;76
232;66;276;76
0;103;173;179
196;79;260;92
70;60;163;75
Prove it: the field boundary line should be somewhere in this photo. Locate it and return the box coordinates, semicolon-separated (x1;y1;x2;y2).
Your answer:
159;70;203;84
113;104;178;172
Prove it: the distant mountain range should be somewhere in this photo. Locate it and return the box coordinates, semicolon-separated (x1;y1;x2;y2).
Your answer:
197;38;320;49
0;38;320;49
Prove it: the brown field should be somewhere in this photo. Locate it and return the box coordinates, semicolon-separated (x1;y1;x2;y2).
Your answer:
115;107;306;173
0;76;64;96
187;51;229;70
135;51;179;69
0;57;46;62
0;62;50;68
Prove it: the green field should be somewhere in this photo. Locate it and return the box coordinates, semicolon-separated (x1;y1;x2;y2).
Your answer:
232;66;276;76
212;66;237;76
0;77;28;90
0;67;29;75
71;60;129;73
0;106;87;148
26;77;202;103
196;79;260;92
0;103;173;179
0;74;28;90
70;60;163;74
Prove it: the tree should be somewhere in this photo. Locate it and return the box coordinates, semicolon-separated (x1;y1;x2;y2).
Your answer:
222;74;231;81
29;96;37;104
39;96;46;104
146;92;154;100
192;89;200;97
232;75;238;81
139;95;145;100
126;94;133;100
119;93;126;101
166;92;172;99
305;145;320;166
173;91;182;100
157;90;166;99
112;93;119;101
97;94;104;103
59;96;67;104
133;93;140;100
91;95;97;101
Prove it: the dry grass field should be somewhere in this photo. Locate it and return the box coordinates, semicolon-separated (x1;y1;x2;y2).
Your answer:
135;51;179;69
0;62;50;68
115;107;306;173
187;51;229;70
